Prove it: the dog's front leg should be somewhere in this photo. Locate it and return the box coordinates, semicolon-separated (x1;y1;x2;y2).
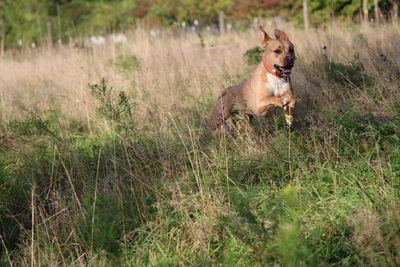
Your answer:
282;92;296;109
256;96;286;115
281;93;296;126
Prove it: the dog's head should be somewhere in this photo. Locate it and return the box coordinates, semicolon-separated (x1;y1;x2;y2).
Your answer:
259;26;295;76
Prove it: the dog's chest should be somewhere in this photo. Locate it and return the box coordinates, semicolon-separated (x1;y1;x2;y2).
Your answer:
265;73;289;97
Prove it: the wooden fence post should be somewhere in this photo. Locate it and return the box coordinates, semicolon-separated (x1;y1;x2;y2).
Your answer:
303;0;309;30
363;0;369;24
0;18;4;55
374;0;380;23
57;4;62;45
47;22;53;50
219;11;225;35
392;0;399;22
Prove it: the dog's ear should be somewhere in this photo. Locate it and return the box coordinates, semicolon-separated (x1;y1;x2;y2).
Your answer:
259;25;272;48
274;29;289;41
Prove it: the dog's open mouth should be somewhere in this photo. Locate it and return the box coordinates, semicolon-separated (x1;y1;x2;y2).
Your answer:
274;65;293;76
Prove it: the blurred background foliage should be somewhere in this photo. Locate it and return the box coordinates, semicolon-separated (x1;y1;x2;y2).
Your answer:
0;0;398;49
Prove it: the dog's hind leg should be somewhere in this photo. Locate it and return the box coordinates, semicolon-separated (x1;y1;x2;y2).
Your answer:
206;88;236;132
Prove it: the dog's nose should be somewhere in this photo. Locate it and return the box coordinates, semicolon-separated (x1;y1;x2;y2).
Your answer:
285;56;294;63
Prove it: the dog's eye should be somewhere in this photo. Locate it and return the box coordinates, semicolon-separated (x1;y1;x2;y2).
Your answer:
289;48;295;53
274;49;282;54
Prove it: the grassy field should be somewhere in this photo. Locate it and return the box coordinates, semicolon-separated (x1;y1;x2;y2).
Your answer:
0;23;399;266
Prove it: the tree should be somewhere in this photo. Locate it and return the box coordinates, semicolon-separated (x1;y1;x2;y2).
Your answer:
0;0;395;51
148;0;234;25
59;0;136;34
2;0;49;48
232;0;281;19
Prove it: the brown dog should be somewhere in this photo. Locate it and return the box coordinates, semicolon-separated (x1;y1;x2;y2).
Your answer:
207;26;296;133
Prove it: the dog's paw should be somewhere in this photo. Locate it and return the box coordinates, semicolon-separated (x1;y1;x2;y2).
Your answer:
285;114;293;126
282;97;291;107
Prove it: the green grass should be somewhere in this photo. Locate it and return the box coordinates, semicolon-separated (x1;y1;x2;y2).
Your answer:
1;101;398;266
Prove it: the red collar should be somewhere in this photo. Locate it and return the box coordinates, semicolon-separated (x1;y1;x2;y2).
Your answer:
263;56;283;78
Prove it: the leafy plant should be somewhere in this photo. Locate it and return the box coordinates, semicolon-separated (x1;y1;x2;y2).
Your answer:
242;46;263;66
114;55;140;72
79;192;128;256
221;186;314;266
329;60;371;88
7;109;60;139
88;78;136;132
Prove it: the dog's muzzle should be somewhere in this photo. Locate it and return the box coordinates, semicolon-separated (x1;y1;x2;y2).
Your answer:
274;64;293;76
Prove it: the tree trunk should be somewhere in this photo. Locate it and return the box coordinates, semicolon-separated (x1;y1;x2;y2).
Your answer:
303;0;309;30
374;0;380;23
363;0;369;24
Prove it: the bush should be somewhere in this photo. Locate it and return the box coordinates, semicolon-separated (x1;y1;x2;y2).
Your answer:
329;60;371;88
243;46;263;66
220;186;315;266
114;55;140;72
88;78;136;132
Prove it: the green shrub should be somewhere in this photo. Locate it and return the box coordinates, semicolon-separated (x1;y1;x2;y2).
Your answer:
243;46;263;66
88;78;136;132
220;186;315;266
79;192;128;256
7;110;60;138
314;53;372;89
329;60;371;88
114;55;140;72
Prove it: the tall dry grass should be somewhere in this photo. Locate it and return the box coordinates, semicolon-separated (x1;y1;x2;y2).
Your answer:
1;24;399;127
